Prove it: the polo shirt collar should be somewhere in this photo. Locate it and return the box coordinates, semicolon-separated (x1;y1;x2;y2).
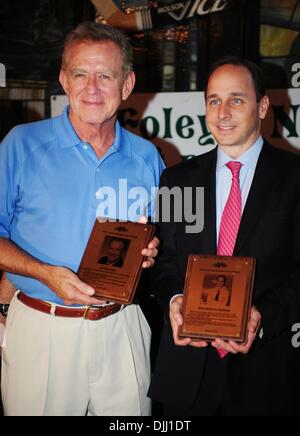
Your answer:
51;106;81;148
53;105;123;152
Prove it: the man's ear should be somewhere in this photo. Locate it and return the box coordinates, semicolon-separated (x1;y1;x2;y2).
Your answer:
122;71;136;101
259;95;269;120
59;69;69;95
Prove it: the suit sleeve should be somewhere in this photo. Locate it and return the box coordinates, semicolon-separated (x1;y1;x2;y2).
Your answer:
151;169;185;316
255;168;300;342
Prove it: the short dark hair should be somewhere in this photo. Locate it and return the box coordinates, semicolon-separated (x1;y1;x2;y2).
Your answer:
204;56;266;102
61;21;133;76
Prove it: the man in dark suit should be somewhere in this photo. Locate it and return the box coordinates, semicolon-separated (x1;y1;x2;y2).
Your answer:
148;56;300;416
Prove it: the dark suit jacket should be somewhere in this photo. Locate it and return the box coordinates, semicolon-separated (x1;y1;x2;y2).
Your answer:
98;256;124;267
149;142;300;416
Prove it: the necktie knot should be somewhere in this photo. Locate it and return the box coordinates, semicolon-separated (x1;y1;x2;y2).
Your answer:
226;161;242;179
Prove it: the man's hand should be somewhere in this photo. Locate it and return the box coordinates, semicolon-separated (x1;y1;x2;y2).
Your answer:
42;265;106;306
138;216;159;268
141;237;159;268
211;306;261;354
170;295;208;348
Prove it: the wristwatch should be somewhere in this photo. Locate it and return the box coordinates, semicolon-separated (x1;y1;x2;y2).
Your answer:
0;304;10;317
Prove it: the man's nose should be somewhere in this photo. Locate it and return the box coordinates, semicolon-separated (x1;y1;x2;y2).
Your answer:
86;75;98;92
218;102;231;119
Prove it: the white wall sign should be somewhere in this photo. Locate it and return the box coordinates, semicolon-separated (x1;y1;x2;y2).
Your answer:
51;89;300;166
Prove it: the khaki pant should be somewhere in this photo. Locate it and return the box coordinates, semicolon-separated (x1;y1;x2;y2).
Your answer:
1;293;151;416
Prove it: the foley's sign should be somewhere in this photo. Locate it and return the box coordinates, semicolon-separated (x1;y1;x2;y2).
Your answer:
51;89;300;166
119;90;300;165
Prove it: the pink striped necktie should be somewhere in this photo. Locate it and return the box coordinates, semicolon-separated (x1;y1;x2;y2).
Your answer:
216;161;242;358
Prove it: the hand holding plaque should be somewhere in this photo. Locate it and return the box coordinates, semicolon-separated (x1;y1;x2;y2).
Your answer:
178;255;256;342
78;218;155;304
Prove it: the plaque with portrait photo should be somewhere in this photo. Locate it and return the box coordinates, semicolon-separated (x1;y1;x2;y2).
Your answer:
78;218;156;304
178;255;256;342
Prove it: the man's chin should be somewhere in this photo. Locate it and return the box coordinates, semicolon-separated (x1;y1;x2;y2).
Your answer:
79;116;107;126
215;139;237;148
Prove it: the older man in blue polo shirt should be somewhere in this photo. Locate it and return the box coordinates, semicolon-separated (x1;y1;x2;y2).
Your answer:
0;22;164;416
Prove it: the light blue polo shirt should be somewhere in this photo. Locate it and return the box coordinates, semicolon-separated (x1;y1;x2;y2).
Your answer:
0;106;165;304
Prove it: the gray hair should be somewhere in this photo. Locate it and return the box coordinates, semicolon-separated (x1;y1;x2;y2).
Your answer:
61;21;133;76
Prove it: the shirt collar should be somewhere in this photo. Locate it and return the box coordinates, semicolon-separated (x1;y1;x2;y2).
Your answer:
217;136;264;170
52;105;122;152
112;120;121;152
51;106;81;148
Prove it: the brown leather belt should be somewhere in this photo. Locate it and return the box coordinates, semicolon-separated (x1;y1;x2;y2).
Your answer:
17;292;122;321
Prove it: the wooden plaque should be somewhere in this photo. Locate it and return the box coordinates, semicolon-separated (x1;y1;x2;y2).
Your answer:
178;255;256;342
78;218;155;304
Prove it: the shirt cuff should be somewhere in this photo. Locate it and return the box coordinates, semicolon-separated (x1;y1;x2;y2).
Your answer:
169;293;183;307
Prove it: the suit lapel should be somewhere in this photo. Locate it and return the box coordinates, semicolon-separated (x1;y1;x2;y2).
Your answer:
187;148;217;254
234;143;281;255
